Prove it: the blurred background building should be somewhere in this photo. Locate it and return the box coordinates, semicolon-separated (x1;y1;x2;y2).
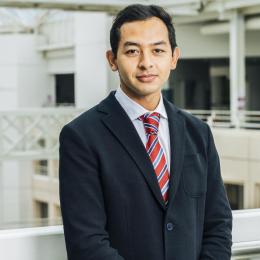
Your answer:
0;0;260;259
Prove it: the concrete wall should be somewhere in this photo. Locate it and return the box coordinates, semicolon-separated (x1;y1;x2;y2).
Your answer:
0;226;66;260
0;35;18;109
176;24;229;59
0;34;49;227
213;128;260;209
74;12;109;109
0;34;49;108
176;24;260;59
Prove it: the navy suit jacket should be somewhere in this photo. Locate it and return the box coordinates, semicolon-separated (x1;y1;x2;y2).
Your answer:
59;91;232;260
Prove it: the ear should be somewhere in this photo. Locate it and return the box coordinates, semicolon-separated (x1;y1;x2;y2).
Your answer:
106;50;118;71
170;47;180;70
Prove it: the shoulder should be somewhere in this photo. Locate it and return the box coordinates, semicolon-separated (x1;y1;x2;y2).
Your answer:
166;99;209;133
179;108;208;132
165;100;211;148
59;103;102;142
181;108;210;146
69;105;100;129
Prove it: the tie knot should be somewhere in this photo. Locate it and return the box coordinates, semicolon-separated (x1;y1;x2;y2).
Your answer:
139;112;160;135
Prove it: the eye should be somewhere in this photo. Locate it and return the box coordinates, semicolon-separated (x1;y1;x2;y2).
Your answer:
153;49;165;54
125;49;139;55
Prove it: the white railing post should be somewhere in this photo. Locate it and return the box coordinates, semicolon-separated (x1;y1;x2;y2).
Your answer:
207;110;214;127
229;12;246;128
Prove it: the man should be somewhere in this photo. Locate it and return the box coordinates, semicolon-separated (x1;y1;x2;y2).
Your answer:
59;4;232;260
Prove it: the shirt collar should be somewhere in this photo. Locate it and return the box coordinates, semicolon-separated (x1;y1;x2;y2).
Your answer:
115;86;168;121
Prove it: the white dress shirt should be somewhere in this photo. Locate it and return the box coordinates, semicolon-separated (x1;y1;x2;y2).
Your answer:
115;87;171;172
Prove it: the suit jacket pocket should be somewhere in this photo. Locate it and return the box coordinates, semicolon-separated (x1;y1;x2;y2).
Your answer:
182;153;207;197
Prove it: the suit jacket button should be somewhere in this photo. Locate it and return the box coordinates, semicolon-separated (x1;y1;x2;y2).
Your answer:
166;222;174;231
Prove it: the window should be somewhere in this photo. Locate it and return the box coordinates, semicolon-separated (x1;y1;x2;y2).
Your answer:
34;160;48;176
256;184;260;208
225;184;244;210
34;200;49;219
55;74;75;106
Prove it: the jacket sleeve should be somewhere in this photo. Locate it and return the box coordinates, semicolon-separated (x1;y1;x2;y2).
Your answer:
59;124;125;260
200;125;233;259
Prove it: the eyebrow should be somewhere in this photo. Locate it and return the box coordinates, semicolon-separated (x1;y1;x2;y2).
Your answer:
123;41;167;48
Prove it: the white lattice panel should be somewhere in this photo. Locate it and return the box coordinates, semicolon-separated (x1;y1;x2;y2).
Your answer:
0;108;83;160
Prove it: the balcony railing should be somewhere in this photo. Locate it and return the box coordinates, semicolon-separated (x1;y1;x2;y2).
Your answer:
0;108;83;160
0;209;260;260
187;109;260;129
1;108;260;160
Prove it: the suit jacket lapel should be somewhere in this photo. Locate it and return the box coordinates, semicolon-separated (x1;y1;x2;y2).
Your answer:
97;92;166;210
163;98;185;206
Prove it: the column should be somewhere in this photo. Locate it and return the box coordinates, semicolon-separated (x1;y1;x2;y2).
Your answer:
74;12;109;109
229;12;246;127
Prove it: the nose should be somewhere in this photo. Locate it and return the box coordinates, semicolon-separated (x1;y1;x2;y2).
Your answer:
138;51;154;70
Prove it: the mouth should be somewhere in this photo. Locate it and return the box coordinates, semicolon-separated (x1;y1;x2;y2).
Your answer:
136;74;157;83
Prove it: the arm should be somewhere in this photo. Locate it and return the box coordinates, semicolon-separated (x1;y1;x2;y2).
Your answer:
200;125;233;259
59;125;124;260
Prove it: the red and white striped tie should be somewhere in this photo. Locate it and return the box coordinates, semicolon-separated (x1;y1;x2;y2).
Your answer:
139;112;170;204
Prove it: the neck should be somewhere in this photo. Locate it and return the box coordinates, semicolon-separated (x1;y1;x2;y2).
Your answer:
120;86;161;111
133;95;160;111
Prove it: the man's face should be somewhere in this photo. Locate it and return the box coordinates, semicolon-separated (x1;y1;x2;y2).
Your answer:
107;17;180;100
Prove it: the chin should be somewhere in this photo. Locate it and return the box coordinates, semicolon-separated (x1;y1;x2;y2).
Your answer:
137;89;161;97
139;85;161;95
125;82;161;96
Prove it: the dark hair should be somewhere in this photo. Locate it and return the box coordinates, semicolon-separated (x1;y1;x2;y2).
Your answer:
110;4;177;57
